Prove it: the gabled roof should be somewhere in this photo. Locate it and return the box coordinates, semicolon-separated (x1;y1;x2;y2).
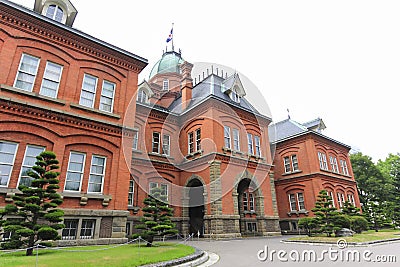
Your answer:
268;119;308;143
221;73;246;97
303;118;326;132
269;117;351;149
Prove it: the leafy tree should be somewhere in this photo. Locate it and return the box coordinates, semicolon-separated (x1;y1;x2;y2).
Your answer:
311;190;340;236
377;153;400;227
350;152;390;204
363;201;390;232
0;151;64;256
298;217;318;237
133;187;178;247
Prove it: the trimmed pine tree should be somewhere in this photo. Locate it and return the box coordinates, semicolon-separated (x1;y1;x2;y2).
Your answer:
311;189;340;237
133;187;178;247
0;151;64;256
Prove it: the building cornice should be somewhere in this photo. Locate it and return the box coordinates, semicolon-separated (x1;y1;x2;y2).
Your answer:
0;93;134;136
0;0;148;72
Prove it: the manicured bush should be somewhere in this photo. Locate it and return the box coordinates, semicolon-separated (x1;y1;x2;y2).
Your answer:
350;216;369;233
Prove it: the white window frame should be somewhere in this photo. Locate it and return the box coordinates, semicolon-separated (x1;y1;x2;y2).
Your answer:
230;89;240;103
132;131;139;150
254;136;261;157
163;79;169;91
62;219;79;240
18;145;45;187
64;152;86;192
162;134;170;156
337;192;345;208
195;128;201;151
224;126;231;149
128;180;135;206
291;155;299;171
88;155;106;194
79;74;98;108
188;132;194;154
347;194;355;206
152;132;160;154
329;191;335;207
247;133;254;155
297;192;305;211
137;89;149;103
45;4;65;23
289;193;297;211
318;152;328;170
0;141;18;187
249;192;255;211
14;53;40;92
242;192;248;211
99;80;115;113
340;159;349;175
39;61;63;98
233;128;240;151
330;156;339;173
80;219;95;239
284;156;291;173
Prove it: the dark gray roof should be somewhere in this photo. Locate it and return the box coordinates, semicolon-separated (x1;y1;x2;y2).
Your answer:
303;118;326;132
268;119;308;143
0;0;148;65
269;118;351;149
168;74;261;116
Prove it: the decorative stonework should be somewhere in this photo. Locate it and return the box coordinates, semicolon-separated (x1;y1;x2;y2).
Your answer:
0;95;123;136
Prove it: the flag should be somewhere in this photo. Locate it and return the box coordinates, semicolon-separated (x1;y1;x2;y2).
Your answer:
166;28;173;43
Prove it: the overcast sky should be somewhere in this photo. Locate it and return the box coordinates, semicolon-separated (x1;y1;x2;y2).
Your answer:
11;0;400;161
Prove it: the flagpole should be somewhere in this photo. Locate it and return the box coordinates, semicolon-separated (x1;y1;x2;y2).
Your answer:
171;23;174;52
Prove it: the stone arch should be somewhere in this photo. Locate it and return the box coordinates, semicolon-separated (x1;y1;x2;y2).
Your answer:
232;169;266;235
182;175;207;236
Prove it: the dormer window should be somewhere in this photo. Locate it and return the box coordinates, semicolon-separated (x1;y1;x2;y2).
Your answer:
137;89;149;104
230;89;240;103
45;4;64;22
163;79;169;91
34;0;77;27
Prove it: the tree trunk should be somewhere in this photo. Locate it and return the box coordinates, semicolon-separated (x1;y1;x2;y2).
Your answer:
146;236;154;247
26;235;35;256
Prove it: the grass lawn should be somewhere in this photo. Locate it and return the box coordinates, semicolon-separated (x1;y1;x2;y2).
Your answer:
0;243;195;267
288;229;400;243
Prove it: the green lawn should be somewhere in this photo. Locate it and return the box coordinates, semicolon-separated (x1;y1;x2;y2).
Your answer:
288;229;400;243
0;243;195;267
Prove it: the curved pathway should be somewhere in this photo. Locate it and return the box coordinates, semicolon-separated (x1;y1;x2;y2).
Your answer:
189;236;400;267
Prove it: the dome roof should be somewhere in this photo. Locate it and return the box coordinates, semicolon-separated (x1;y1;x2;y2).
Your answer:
149;51;184;79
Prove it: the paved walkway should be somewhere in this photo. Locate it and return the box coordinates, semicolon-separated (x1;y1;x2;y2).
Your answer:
188;236;400;267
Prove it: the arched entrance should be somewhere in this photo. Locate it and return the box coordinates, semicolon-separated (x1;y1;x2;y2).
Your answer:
237;178;258;235
187;178;205;236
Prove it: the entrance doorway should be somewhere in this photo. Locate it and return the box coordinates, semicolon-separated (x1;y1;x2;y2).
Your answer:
187;178;204;237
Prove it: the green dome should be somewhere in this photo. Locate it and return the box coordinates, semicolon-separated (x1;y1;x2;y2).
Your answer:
149;51;184;79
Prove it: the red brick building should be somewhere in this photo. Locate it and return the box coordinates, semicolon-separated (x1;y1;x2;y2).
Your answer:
127;51;280;238
0;0;147;244
269;118;361;233
0;0;362;244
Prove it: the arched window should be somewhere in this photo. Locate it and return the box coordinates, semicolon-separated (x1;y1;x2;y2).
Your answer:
45;4;64;23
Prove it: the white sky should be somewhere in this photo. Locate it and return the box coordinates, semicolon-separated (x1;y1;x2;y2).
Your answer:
11;0;400;161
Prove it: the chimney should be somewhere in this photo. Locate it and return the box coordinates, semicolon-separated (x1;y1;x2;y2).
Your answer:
180;61;194;110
